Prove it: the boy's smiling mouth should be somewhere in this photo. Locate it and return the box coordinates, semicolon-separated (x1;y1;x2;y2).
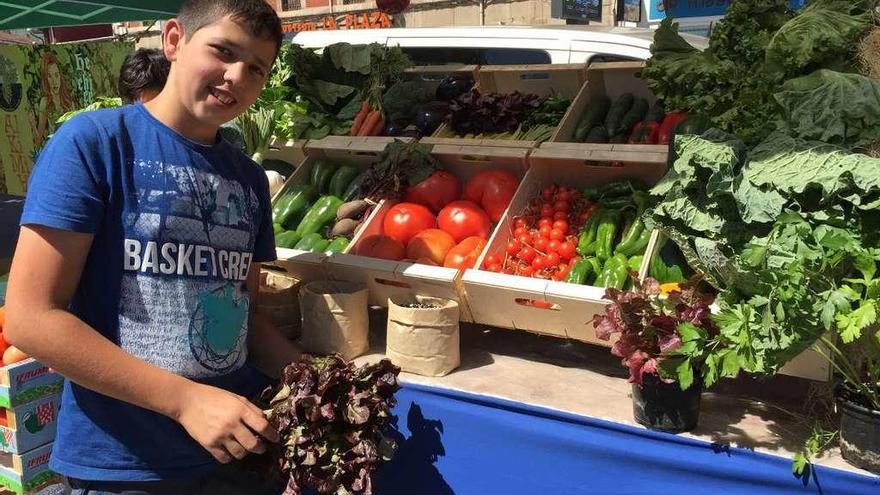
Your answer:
208;87;237;106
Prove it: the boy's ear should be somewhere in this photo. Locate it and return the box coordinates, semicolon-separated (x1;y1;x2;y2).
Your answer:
162;19;185;62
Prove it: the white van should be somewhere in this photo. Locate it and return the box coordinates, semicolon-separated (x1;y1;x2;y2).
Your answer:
291;25;708;65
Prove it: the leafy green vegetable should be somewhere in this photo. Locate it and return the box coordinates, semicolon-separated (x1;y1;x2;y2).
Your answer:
381;80;433;123
773;70;880;150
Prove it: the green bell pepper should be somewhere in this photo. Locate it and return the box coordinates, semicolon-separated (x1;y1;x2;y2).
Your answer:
325;237;350;254
576;210;601;257
595;210;621;261
603;254;630;289
310;239;330;253
273;223;283;235
294;233;325;251
272;194;293;223
275;230;302;249
296;195;344;236
328;165;360;198
275;184;317;230
627;255;644;274
310;159;338;195
565;257;600;285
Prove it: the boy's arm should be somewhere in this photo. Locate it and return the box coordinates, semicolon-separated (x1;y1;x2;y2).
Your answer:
4;225;279;463
246;263;301;378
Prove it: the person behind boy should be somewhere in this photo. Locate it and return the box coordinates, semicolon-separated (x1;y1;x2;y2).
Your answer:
118;48;170;104
4;1;299;493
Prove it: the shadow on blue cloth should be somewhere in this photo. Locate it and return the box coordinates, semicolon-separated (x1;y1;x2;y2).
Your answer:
376;403;455;495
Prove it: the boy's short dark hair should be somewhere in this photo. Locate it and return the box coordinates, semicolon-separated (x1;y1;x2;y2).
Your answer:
118;48;170;103
177;0;283;54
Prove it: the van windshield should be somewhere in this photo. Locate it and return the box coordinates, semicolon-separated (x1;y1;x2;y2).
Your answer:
401;47;552;66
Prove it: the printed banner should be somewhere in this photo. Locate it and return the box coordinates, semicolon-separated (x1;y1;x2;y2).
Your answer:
0;41;133;195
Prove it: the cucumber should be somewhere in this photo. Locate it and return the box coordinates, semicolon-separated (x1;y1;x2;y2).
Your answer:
604;93;634;138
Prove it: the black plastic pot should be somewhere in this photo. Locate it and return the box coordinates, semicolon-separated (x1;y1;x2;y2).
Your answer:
838;386;880;475
632;373;702;433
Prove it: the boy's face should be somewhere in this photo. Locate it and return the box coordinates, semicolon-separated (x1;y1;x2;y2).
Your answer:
165;15;275;128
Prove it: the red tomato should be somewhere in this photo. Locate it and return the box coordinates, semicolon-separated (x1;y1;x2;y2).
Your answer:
534;237;549;252
438;200;492;243
556;189;573;202
514;218;528;229
444;237;487;270
485;254;500;266
406;229;456;265
519;246;536;263
547;239;561;254
514;227;529;238
549;229;565;241
542;185;556;201
463;170;520;222
559;241;576;260
404;171;462;213
520;265;534;277
487;263;502;273
553;212;569;221
552;220;569;234
383;203;436;245
517;233;532;245
553;200;570;213
539;225;552;238
503;266;516;275
355;235;405;261
538;218;553;229
545;252;561;266
540;205;555;218
531;256;546;271
506;240;522;256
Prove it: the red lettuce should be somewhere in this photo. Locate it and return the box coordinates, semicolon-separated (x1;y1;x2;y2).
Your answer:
261;354;402;495
446;89;544;136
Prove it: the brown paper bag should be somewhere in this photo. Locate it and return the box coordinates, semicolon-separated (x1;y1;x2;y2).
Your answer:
299;281;369;360
387;296;460;376
259;269;301;339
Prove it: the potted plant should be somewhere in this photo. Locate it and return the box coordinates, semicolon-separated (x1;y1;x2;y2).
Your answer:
593;276;734;433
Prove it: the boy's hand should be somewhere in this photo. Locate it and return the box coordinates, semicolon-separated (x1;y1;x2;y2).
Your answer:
176;382;279;463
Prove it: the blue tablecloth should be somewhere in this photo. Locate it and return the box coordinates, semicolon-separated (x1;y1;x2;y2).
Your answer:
372;384;879;494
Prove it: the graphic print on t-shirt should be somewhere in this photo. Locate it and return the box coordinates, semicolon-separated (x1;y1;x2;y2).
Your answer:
118;159;259;378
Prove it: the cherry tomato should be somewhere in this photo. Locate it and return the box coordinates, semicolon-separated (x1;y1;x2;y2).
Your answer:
538;218;553;229
552;220;569;234
556;190;573;202
514;218;528;229
485;254;500;266
506;240;522;256
559;241;576;260
531;256;547;271
540;205;555;218
534;236;549;252
519;246;536;263
578;211;592;225
553;200;570;213
539;225;552;238
519;265;534;277
517;233;532;245
488;263;502;273
545;252;561;267
554;211;569;221
547;239;561;253
542;185;557;201
514;227;529;238
552;271;566;281
503;266;516;275
568;255;582;266
549;228;565;241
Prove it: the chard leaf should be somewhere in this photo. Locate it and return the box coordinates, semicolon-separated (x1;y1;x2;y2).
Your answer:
325;43;373;75
312;80;356;106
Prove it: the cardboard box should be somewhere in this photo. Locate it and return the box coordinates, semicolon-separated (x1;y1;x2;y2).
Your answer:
0;361;62;411
0;443;55;495
0;394;60;455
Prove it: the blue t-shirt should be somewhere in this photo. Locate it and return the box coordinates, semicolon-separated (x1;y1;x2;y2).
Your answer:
20;104;276;481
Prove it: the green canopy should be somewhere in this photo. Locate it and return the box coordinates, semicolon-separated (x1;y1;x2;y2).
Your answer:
0;1;181;30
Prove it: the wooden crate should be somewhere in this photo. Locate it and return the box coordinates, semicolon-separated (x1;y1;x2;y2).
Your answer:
403;65;479;99
547;61;666;153
269;137;411;282
461;147;667;343
0;394;59;455
423;64;587;150
325;145;530;319
0;362;62;411
264;138;309;171
0;443;55;495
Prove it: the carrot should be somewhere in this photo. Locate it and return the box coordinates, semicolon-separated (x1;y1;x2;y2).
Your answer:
350;101;371;136
369;118;386;136
358;110;381;137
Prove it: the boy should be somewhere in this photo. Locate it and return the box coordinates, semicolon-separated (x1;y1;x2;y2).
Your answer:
4;1;300;493
118;48;170;104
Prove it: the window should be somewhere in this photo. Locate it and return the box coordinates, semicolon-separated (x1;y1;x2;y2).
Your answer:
400;47;551;66
281;0;302;10
588;54;641;64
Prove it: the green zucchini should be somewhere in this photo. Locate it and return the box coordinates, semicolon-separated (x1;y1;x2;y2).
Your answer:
585;125;609;143
328;165;360;198
342;170;368;202
604;93;634;138
275;184;317;231
616;98;649;136
325;237;350;254
309;159;338;194
294;233;325;251
296;195;344;236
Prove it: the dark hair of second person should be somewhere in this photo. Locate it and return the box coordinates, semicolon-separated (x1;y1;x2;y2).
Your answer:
118;48;170;104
